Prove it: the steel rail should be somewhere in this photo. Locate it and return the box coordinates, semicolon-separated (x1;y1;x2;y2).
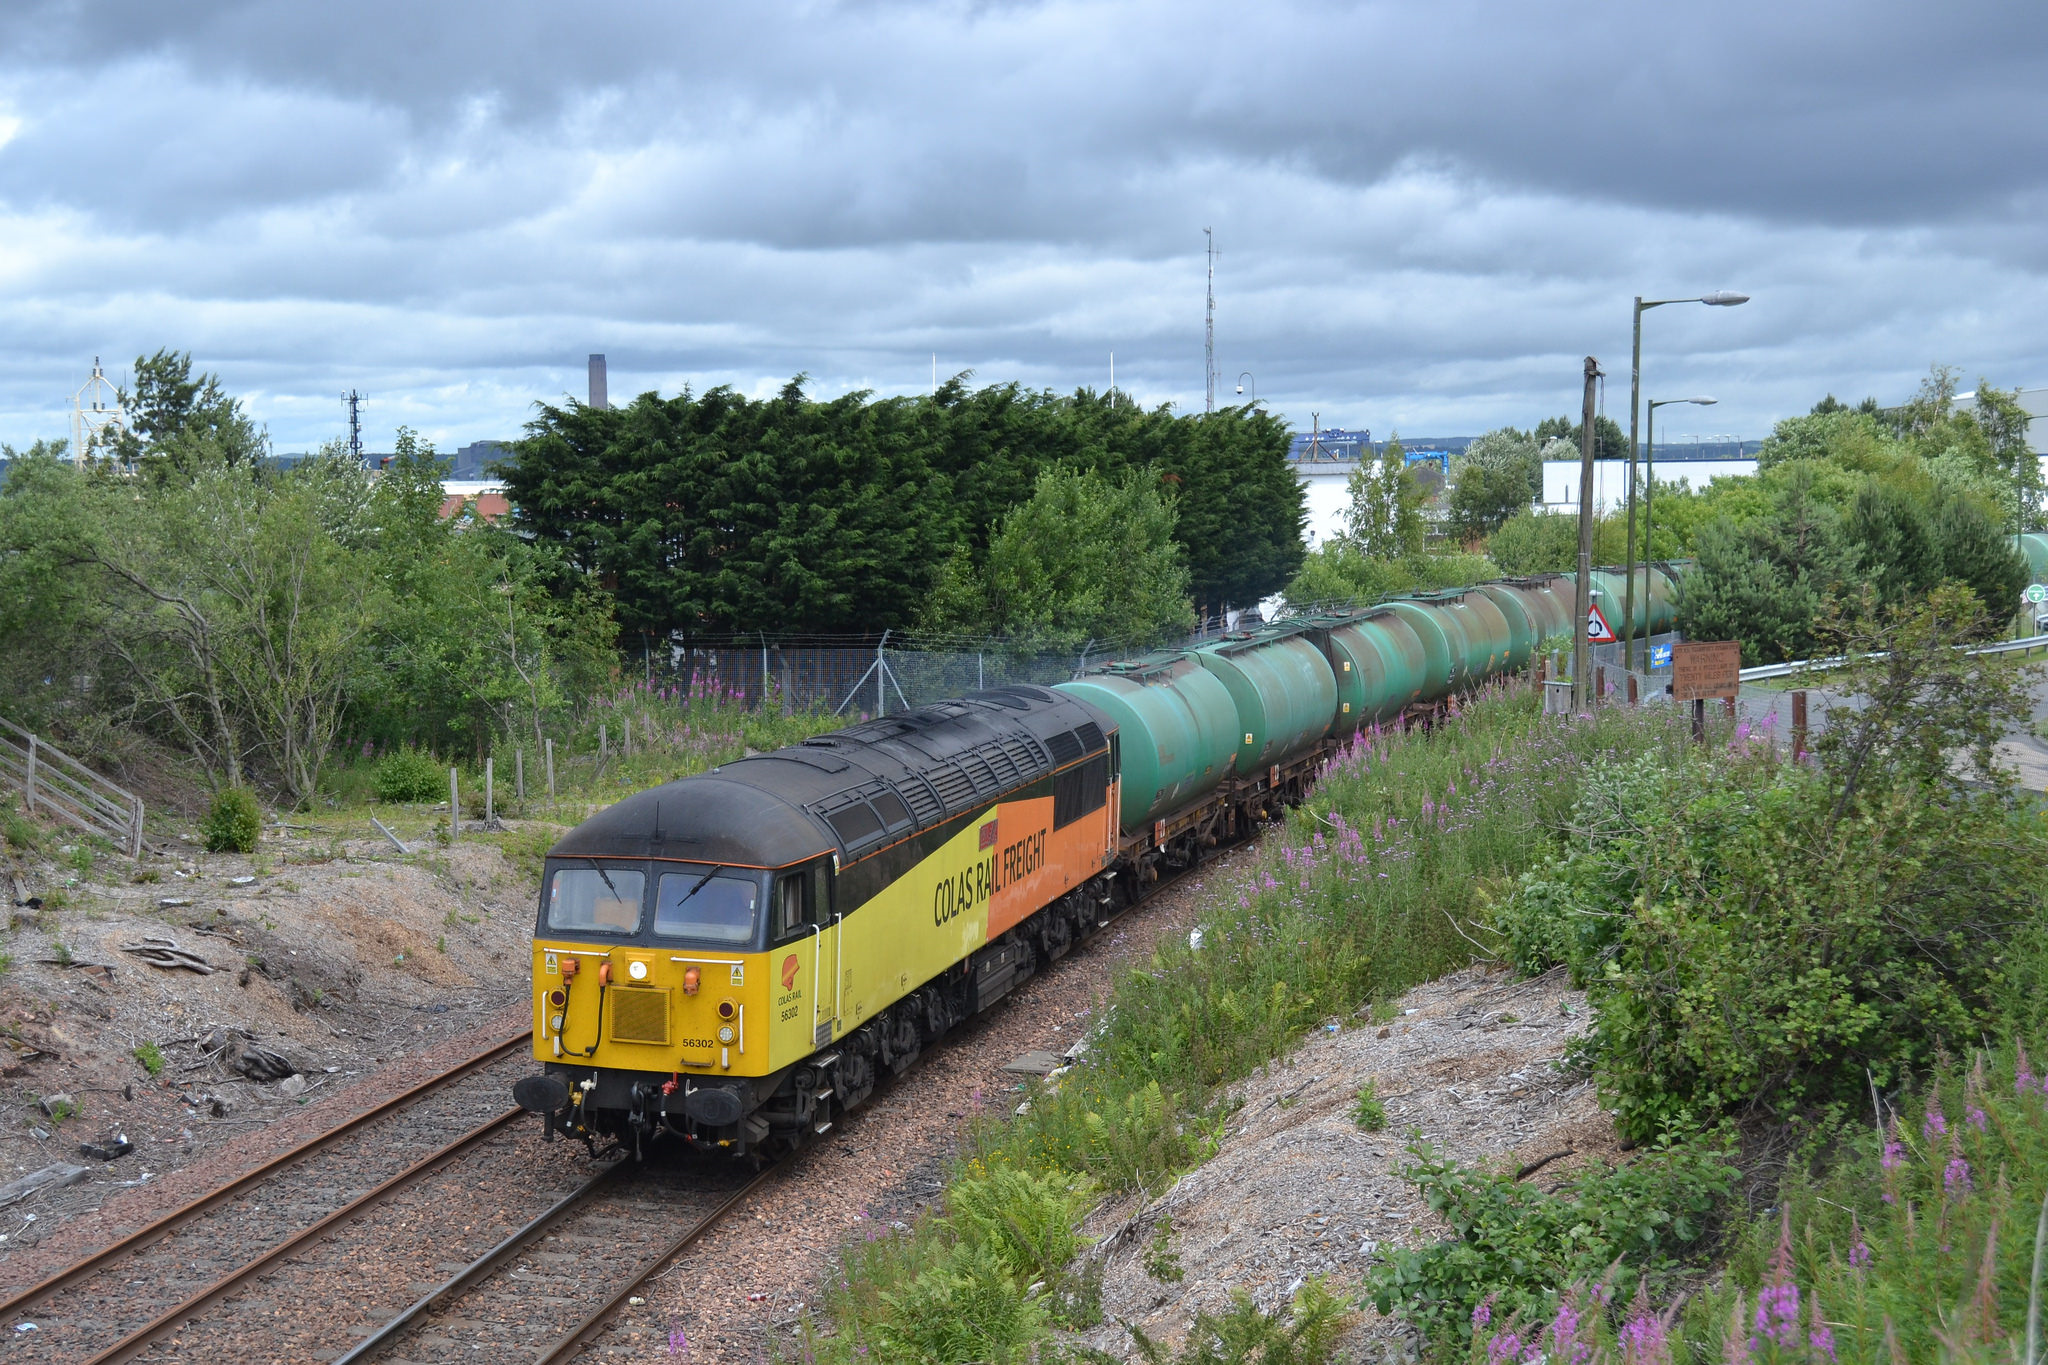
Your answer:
0;1028;530;1325
532;1163;781;1364
1736;632;2048;683
85;1106;527;1364
333;1160;626;1364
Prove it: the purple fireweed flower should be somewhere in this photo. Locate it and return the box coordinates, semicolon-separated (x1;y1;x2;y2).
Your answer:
669;1325;690;1355
1471;1297;1492;1330
1751;1281;1800;1350
1944;1155;1973;1195
2018;1046;2036;1094
1485;1331;1522;1365
1848;1212;1871;1268
1923;1101;1947;1140
1967;1105;1988;1131
1619;1307;1670;1365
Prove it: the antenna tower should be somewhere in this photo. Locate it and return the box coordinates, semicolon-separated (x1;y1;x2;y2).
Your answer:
1203;228;1216;414
345;390;364;464
69;356;128;466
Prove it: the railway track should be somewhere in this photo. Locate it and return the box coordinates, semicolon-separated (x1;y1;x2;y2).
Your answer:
0;1030;534;1361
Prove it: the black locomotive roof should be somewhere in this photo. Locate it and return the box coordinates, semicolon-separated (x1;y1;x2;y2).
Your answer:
548;684;1114;868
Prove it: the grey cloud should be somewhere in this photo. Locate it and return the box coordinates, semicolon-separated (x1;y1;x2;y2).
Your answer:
0;1;2044;451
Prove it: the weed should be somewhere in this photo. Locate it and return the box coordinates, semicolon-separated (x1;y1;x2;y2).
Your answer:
67;845;94;876
132;868;161;884
435;935;446;953
133;1041;164;1076
1351;1079;1387;1131
1143;1214;1185;1284
199;788;261;854
1109;1279;1350;1365
1;802;40;852
51;942;71;967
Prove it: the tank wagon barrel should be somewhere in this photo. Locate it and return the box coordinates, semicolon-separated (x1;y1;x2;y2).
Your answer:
515;562;1689;1158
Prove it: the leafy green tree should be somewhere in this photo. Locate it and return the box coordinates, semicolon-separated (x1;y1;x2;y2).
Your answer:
500;379;1300;636
1281;541;1496;610
110;349;266;476
1534;414;1626;464
1483;509;1627;575
1342;436;1425;560
919;466;1192;651
1447;428;1541;542
1675;464;1852;664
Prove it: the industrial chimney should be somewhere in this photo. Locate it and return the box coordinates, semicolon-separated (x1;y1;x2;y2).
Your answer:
588;354;608;410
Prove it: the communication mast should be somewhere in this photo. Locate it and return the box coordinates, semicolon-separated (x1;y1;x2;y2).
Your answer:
1203;228;1216;415
345;390;364;464
69;357;128;465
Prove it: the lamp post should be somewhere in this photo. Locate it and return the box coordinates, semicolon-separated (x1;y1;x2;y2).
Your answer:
1624;290;1748;669
1643;397;1717;651
1235;372;1257;404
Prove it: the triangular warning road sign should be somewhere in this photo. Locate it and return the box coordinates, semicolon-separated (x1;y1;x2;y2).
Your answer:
1587;603;1617;644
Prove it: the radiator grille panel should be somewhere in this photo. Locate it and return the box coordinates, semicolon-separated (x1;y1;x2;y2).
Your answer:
610;988;672;1045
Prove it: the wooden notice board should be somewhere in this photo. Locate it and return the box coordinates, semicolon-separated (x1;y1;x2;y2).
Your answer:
1670;641;1741;701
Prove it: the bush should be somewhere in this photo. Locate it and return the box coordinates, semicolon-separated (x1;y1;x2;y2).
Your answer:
373;748;445;804
199;787;262;853
1367;1132;1736;1350
2;800;40;852
133;1041;164;1076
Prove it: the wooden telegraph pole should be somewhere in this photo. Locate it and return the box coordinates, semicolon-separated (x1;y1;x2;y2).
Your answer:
1571;356;1602;711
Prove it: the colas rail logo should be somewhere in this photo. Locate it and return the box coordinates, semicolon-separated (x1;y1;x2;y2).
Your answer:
781;954;800;990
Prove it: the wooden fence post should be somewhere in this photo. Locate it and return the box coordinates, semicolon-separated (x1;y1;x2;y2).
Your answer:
449;768;460;843
600;723;608;759
1792;690;1808;759
24;734;37;814
546;739;556;806
516;748;525;802
485;756;494;825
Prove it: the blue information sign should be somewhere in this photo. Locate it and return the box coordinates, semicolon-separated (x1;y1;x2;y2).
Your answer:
1650;643;1673;670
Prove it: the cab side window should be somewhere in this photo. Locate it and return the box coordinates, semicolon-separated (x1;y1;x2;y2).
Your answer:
774;875;806;939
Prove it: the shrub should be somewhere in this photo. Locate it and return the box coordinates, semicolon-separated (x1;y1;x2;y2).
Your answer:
1367;1132;1736;1350
373;748;445;804
1584;591;2040;1141
1143;1214;1184;1284
199;787;262;853
133;1041;164;1076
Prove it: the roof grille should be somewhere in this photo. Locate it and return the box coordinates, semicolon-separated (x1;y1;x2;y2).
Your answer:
925;764;978;811
1046;730;1084;765
1074;722;1106;753
897;776;944;826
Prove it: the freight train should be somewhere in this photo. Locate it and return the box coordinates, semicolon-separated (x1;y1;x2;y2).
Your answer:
510;564;1684;1157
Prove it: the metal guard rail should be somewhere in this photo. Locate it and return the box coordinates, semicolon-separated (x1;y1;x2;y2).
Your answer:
0;716;145;859
1736;632;2048;684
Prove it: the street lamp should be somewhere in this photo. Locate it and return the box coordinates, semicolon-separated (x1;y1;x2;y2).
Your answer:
1236;371;1257;403
1624;291;1748;670
1643;397;1717;642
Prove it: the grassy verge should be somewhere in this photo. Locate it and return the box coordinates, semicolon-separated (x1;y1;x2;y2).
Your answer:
803;686;1694;1363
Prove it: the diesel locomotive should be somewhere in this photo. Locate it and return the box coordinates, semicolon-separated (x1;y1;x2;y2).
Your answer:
511;564;1684;1157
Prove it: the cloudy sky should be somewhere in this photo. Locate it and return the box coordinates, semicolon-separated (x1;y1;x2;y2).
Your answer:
1;0;2044;454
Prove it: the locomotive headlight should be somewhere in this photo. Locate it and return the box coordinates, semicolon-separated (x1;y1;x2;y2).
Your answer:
550;1013;565;1032
717;1025;736;1045
627;960;648;982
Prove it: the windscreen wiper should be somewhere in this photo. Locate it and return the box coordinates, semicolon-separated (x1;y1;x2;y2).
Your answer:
582;857;624;902
671;864;728;907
